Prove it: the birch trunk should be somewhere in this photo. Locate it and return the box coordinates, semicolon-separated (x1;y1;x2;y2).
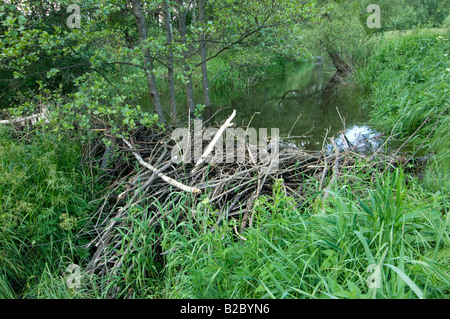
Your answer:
163;0;177;123
132;0;165;124
199;0;211;119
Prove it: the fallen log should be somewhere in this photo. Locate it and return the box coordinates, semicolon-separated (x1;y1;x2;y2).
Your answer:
0;107;49;125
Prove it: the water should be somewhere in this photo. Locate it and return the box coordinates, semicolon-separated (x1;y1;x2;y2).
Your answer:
209;62;378;151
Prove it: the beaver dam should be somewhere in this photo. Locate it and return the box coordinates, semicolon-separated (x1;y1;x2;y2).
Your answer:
69;109;428;296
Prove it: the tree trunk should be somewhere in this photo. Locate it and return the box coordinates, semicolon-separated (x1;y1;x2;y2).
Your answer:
327;49;351;78
132;0;165;124
177;3;196;115
199;0;211;119
163;0;177;123
321;49;353;102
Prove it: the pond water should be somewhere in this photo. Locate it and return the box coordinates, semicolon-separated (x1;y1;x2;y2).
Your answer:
209;62;379;152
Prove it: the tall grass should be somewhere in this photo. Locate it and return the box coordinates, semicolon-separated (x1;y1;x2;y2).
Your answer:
159;168;449;299
1;125;447;299
356;29;449;191
0;126;99;298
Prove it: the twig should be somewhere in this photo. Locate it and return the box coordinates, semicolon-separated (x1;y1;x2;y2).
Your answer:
233;225;248;241
191;109;236;174
0;107;49;125
122;138;201;194
288;114;302;138
322;137;339;206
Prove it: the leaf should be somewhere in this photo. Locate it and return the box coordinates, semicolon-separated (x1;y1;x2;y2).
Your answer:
358;199;373;217
354;230;374;263
383;264;424;299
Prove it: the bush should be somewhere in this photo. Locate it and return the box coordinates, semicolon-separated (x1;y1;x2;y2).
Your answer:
0;126;99;297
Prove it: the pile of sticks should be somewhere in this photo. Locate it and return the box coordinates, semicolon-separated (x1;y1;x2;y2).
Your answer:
82;111;392;282
1;107;431;295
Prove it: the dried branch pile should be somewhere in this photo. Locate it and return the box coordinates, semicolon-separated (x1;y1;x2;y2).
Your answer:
81;114;407;284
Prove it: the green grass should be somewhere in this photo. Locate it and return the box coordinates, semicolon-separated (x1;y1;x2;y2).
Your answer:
1;28;449;300
0;126;99;298
0;129;448;299
158;168;449;299
356;28;449;191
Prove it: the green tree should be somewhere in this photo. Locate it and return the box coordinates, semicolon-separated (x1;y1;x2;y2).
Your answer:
131;0;165;124
1;0;317;129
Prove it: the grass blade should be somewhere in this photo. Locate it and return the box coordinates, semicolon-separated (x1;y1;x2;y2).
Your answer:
384;264;424;299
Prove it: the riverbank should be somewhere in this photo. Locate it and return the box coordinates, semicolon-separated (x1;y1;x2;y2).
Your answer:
0;29;449;299
356;28;449;191
2;117;448;299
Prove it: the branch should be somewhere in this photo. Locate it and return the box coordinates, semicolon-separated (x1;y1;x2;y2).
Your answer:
0;114;40;125
191;109;236;174
0;107;48;125
122;138;201;194
193;27;265;68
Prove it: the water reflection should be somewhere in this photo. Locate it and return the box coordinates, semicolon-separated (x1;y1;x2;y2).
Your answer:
210;62;377;151
325;125;381;154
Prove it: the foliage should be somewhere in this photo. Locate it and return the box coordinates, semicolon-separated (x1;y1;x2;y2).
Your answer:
444;14;450;30
300;0;450;71
0;126;99;297
0;1;164;139
1;0;449;300
0;0;317;131
357;29;450;191
301;1;365;61
160;168;449;299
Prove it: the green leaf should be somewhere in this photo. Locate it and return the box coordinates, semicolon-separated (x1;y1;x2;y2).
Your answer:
384;264;424;299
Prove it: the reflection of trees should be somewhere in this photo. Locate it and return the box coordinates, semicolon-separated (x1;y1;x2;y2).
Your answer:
277;87;322;106
276;64;326;105
222;60;366;151
320;75;341;104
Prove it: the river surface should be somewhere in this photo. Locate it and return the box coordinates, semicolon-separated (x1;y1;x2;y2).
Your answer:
209;62;379;151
